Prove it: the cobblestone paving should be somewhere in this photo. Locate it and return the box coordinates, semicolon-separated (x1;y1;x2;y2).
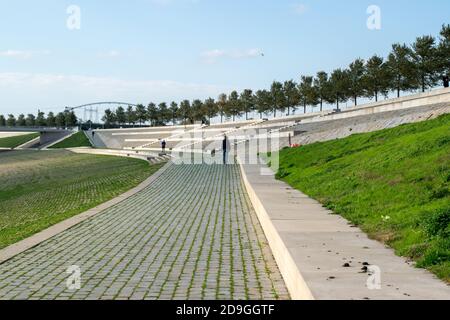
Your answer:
0;164;289;300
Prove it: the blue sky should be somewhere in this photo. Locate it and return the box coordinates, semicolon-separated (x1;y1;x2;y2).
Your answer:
0;0;449;115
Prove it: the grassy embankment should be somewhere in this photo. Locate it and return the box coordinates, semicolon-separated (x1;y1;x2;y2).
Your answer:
0;150;163;249
50;131;92;149
0;133;39;149
273;114;450;282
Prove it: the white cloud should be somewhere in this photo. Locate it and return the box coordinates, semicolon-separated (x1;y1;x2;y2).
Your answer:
150;0;172;6
201;48;263;64
0;50;50;59
0;72;231;114
292;3;308;15
150;0;200;6
98;50;121;58
202;49;226;60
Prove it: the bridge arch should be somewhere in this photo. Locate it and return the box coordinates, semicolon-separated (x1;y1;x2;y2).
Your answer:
66;102;139;123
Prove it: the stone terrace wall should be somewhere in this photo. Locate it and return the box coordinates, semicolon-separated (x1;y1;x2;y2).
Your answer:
288;88;450;147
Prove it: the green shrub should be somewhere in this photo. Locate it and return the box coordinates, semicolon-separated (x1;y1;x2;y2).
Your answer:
423;207;450;238
417;238;450;268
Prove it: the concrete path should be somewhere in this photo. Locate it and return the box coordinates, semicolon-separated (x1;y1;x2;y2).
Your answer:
240;161;450;300
0;164;288;300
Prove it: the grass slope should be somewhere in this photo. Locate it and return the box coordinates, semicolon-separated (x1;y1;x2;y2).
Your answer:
0;133;39;148
274;114;450;282
0;150;163;249
50;131;92;149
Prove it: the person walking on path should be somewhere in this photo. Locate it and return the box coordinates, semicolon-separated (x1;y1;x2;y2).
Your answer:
161;139;167;154
222;135;229;164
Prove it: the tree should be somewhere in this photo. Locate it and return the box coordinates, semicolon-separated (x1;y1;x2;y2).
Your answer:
115;107;126;126
55;112;65;128
270;81;285;117
254;90;271;119
178;100;192;125
36;111;46;127
17;114;26;127
146;103;158;126
313;71;332;111
438;24;450;77
0;115;6;126
25;114;36;127
46;112;56;127
387;43;417;97
411;36;440;92
363;56;390;102
126;106;136;126
347;58;366;106
65;111;78;127
283;80;299;116
240;89;254;120
191;100;205;123
217;94;227;123
329;69;350;110
102;109;116;127
6;115;16;127
135;104;147;126
169;102;179;125
298;76;318;113
226;91;242;122
203;98;217;124
158;102;171;125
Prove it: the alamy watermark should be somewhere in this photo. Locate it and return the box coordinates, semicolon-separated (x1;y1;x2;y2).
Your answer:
366;265;382;290
367;5;381;30
66;265;81;290
66;5;81;30
162;125;283;174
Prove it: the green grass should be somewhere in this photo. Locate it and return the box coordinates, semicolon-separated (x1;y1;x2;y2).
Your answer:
50;131;92;149
272;114;450;282
0;150;163;249
0;133;39;148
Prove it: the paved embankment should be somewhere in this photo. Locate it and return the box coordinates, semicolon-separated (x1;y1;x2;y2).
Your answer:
0;163;288;300
239;161;450;300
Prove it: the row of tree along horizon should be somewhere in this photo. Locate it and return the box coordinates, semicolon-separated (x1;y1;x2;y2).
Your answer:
0;110;78;129
1;24;449;129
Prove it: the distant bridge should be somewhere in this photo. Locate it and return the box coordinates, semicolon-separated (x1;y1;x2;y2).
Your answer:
65;102;139;123
65;102;139;112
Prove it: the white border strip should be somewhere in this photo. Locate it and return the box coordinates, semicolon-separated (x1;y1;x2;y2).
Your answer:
237;156;315;300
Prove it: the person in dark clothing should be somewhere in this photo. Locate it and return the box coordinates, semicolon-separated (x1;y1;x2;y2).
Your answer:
444;75;449;88
161;139;167;153
222;135;228;164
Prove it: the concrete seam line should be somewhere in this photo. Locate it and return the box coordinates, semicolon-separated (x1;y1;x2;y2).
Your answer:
15;136;41;150
43;131;76;149
236;156;315;300
0;161;173;265
67;148;164;163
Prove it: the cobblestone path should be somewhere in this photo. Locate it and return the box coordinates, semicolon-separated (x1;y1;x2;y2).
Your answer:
0;164;289;300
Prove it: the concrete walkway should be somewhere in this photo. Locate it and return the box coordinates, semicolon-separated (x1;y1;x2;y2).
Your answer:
240;161;450;300
0;164;288;300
